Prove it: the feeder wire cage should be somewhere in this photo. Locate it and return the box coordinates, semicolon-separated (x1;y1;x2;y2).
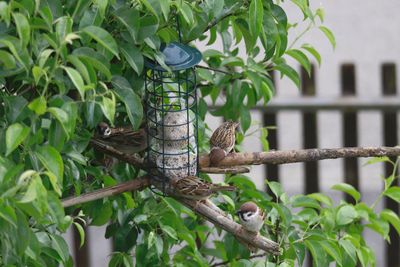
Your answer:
144;17;201;195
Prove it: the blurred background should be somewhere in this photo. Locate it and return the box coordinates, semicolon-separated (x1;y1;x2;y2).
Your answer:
67;1;400;266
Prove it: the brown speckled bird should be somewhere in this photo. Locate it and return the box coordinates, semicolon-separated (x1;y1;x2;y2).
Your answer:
170;175;235;200
96;122;147;154
209;121;240;166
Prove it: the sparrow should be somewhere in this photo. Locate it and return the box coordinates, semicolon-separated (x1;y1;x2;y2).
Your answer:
170;175;236;201
209;121;240;166
95;122;148;154
236;201;265;234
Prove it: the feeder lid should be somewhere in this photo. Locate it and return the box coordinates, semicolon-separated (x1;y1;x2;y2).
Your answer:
145;42;202;71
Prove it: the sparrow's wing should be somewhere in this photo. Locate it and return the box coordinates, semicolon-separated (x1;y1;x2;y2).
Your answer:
173;176;213;199
94;128;148;154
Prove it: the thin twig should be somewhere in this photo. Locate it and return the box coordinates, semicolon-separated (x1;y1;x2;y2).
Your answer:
62;176;150;208
203;7;242;34
197;65;231;75
210;253;267;267
199;146;400;167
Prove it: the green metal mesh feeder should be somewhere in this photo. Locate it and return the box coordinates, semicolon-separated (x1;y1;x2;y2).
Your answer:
144;41;202;194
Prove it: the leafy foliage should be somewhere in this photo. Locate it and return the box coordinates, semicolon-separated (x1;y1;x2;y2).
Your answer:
0;0;395;267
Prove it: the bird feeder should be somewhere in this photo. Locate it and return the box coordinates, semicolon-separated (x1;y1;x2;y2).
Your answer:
144;40;202;194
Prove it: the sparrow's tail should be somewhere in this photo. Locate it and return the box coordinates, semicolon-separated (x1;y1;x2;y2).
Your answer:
209;147;226;166
211;185;236;192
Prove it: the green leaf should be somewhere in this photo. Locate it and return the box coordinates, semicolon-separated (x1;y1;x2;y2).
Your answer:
32;66;47;85
321;240;342;266
155;235;163;256
239;108;251;133
62;66;86;100
366;217;389;239
0;36;29;71
357;246;371;267
148;231;155;249
302;44;321;66
51;235;70;263
307;193;333;207
0;205;17;227
384;186;400;203
291;195;320;209
160;224;177;240
140;0;158;17
137;15;158;41
381;209;400;235
331;183;361;202
339;239;357;264
94;0;108;17
36;145;64;185
268;181;284;198
112;81;143;130
319;26;336;49
28;97;47;116
5;123;30;156
19;175;39;203
67;55;92;84
73;47;112;80
249;0;263;38
336;205;358;226
180;2;193;24
47;107;70;138
91;201;112;226
12;13;31;47
120;43;143;75
38;49;54;68
0;2;11;26
159;0;170;21
273;62;300;88
82;26;119;59
305;240;327;267
43;171;62;196
0;50;16;69
100;94;116;124
73;222;85;248
286;49;311;76
364;156;391;166
55;16;73;43
114;8;139;43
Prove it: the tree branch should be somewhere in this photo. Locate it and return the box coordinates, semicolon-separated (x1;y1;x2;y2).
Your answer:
180;199;280;255
61;177;280;255
200;166;250;174
199;146;400;167
62;176;150;208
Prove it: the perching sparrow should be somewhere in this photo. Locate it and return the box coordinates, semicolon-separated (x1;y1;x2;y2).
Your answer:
170;175;235;200
237;201;265;234
209;121;240;166
96;122;148;154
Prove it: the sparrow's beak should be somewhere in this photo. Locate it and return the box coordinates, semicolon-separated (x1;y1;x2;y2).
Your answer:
235;210;240;216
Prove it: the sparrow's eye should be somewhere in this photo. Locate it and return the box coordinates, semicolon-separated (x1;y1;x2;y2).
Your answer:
104;128;111;136
243;212;253;219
